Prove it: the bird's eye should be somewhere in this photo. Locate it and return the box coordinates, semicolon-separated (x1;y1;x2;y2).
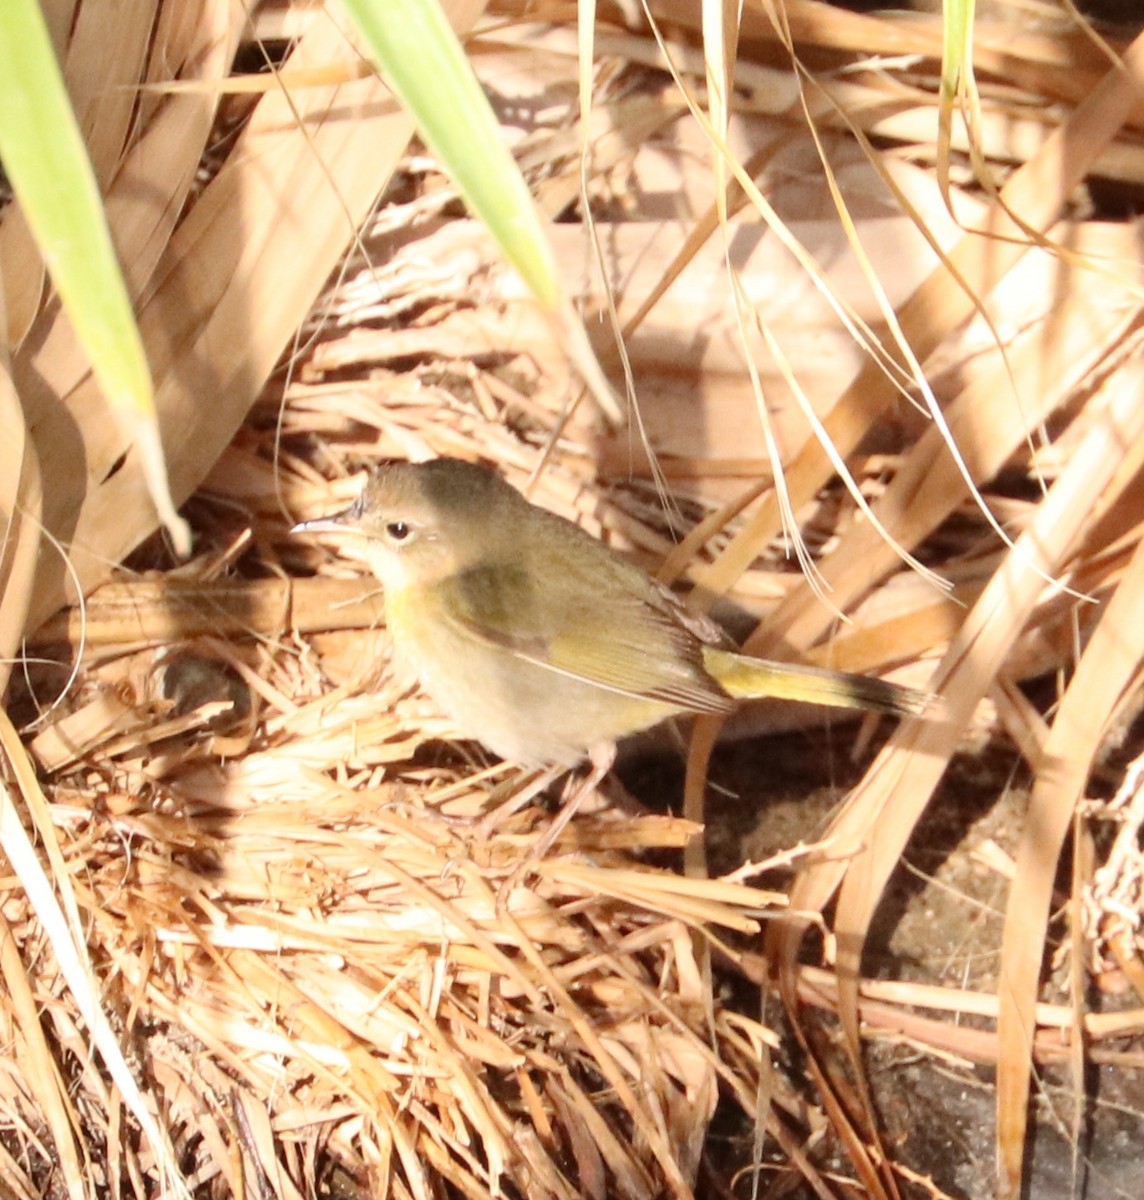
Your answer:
385;521;413;543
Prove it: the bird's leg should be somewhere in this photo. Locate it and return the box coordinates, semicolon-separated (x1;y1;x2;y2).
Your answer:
525;741;616;864
492;745;615;909
475;763;567;841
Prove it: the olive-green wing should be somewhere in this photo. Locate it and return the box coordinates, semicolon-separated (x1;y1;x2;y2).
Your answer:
431;560;733;715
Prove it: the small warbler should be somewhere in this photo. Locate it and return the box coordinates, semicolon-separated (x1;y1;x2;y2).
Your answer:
292;457;929;773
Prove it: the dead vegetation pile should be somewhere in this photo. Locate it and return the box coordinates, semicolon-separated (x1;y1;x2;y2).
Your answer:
3;2;1144;1197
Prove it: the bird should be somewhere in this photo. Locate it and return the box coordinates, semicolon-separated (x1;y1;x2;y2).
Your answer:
293;457;929;833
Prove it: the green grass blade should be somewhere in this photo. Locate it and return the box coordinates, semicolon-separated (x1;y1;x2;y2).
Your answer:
0;0;190;553
340;0;561;311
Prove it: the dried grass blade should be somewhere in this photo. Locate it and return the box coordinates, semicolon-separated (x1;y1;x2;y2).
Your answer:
24;14;411;628
702;24;1144;611
30;576;385;647
645;37;941;594
996;497;1144;1195
64;0;158;186
549;1070;645;1200
0;205;45;349
343;0;620;424
0;909;85;1197
27;0;237;403
0;716;189;1196
492;901;693;1199
233;1091;306;1200
0;1137;37;1200
0;355;41;695
542;861;780;933
345;0;558;310
766;358;1144;1198
783;1002;899;1200
757;221;1142;655
826;360;1144;976
0;0;189;552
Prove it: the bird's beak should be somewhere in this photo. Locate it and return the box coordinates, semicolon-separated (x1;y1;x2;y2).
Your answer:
290;509;359;537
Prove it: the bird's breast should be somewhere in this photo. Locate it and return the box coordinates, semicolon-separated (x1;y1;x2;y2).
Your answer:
381;578;677;766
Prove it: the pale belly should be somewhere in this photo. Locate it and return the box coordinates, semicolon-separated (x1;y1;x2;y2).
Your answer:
386;585;675;767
